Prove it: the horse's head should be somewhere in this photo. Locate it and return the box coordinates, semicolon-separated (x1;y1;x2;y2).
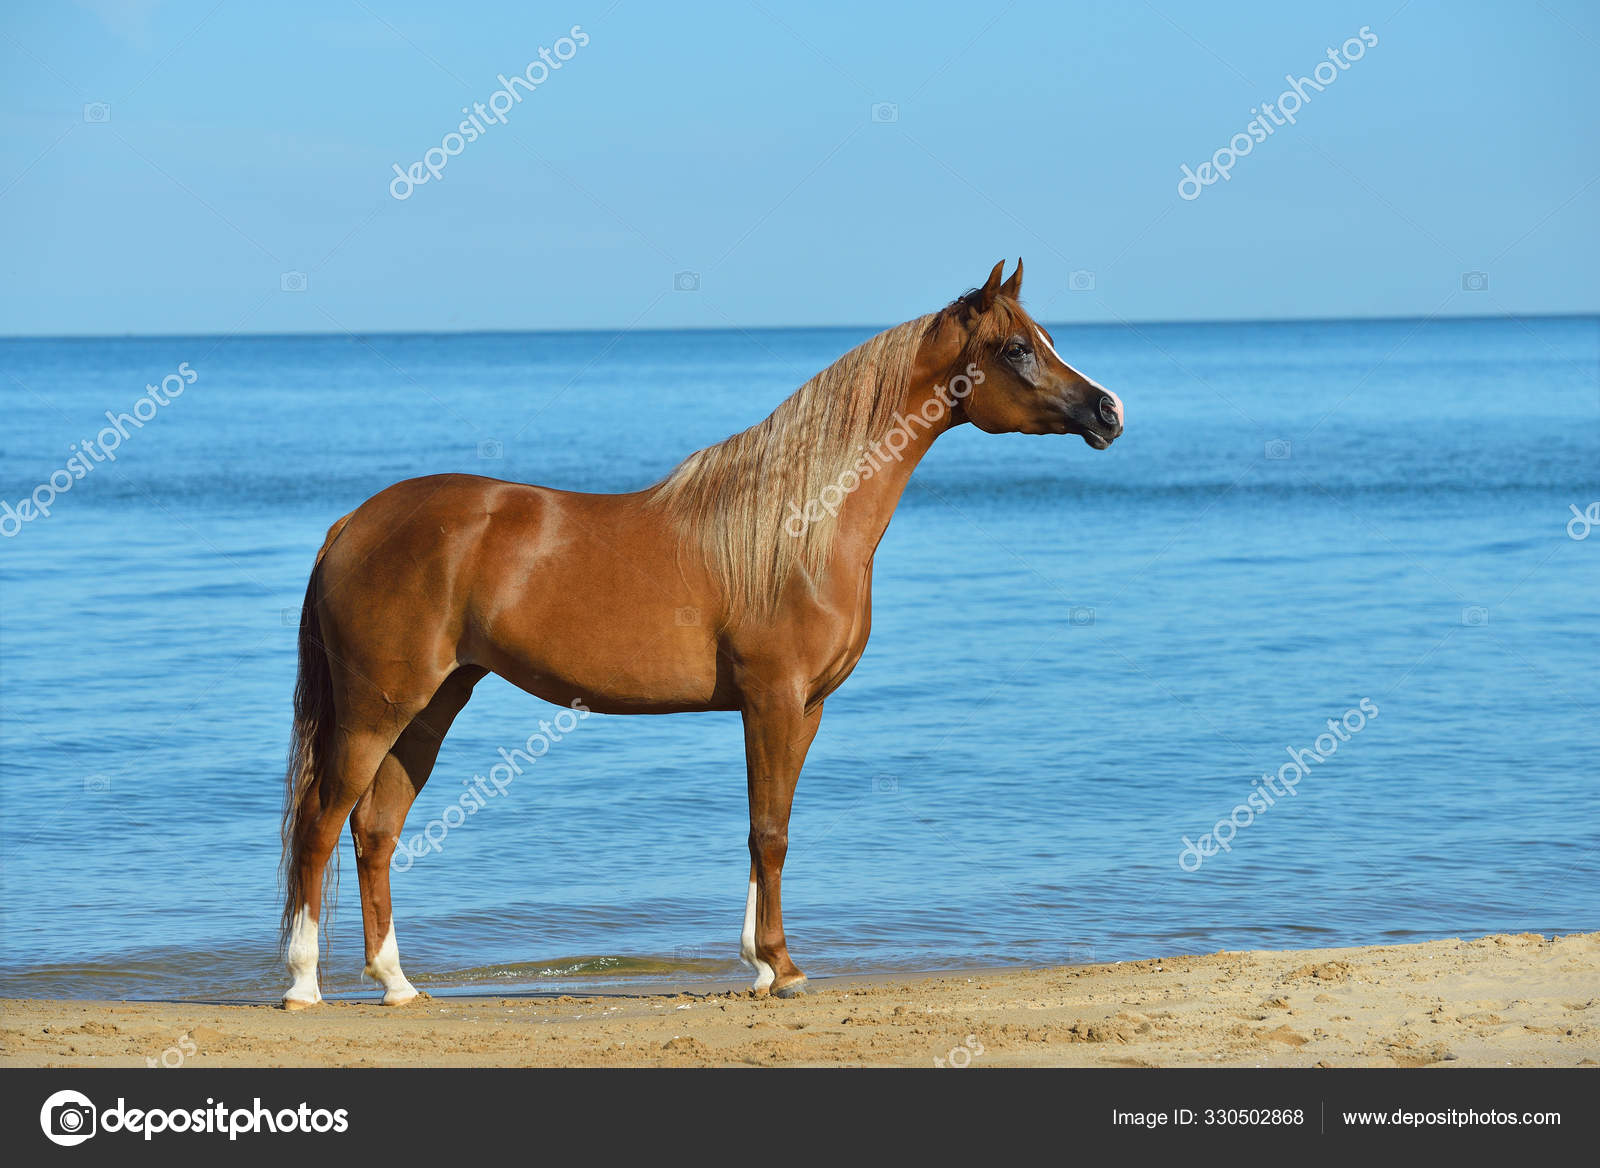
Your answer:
927;259;1123;450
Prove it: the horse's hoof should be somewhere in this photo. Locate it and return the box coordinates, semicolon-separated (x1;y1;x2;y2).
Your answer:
772;978;807;999
281;996;321;1011
381;987;424;1007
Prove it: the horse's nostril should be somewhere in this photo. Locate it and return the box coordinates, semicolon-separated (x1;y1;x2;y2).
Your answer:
1097;394;1121;428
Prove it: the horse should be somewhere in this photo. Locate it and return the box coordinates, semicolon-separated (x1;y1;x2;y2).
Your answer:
278;259;1124;1007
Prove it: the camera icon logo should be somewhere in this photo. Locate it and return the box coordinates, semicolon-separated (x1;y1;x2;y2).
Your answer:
1461;271;1489;292
871;774;898;795
280;270;308;293
83;774;111;794
674;606;700;627
83;102;111;123
1461;606;1489;627
870;102;899;123
1068;606;1095;627
1068;269;1096;292
40;1089;97;1146
477;439;503;460
1264;438;1292;460
673;945;701;963
673;270;700;292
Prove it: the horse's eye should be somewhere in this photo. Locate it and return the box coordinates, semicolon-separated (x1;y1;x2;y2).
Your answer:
1005;343;1030;361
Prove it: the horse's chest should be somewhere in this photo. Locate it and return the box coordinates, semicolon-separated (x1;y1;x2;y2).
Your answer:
810;572;874;700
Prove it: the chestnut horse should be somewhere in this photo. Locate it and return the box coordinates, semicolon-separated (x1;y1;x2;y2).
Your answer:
278;260;1124;1007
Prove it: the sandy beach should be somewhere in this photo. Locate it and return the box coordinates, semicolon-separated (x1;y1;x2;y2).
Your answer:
3;932;1594;1068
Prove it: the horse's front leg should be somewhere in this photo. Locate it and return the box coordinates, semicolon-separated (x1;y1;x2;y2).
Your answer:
741;694;822;997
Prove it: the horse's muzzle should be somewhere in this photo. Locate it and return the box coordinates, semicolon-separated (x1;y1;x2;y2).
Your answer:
1097;392;1122;429
1080;391;1124;449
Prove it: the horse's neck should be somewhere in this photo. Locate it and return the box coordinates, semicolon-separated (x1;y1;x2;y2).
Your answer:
831;375;959;559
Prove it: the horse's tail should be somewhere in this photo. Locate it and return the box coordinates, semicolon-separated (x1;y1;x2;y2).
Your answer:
278;515;351;956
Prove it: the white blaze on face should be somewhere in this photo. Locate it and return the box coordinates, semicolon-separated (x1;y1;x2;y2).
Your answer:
283;905;322;1005
1035;325;1123;426
739;877;775;992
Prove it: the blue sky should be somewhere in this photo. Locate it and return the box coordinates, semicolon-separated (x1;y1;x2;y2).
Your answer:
2;0;1596;335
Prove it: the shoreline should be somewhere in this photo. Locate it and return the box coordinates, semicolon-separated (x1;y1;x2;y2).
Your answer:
3;932;1594;1068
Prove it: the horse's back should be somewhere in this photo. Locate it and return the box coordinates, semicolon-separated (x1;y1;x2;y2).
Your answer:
317;473;542;594
314;474;728;712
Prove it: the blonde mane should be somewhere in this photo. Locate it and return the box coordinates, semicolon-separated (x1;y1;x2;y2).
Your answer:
648;314;934;623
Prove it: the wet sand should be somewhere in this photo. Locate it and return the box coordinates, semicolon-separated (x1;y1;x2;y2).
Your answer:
3;932;1594;1068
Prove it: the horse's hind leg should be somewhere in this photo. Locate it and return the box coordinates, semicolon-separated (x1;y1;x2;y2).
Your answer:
350;667;484;1005
283;725;397;1009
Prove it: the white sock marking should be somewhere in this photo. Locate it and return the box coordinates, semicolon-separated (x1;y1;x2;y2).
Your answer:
738;877;775;992
283;905;322;1005
363;921;419;1005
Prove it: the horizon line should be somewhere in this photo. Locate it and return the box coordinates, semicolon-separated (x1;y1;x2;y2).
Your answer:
1;309;1594;343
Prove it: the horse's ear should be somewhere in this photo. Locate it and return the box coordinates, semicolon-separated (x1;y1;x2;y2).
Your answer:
1000;257;1023;300
976;259;1006;311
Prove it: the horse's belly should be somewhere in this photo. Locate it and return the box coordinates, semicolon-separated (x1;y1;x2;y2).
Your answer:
469;589;727;714
489;645;726;714
451;488;731;712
